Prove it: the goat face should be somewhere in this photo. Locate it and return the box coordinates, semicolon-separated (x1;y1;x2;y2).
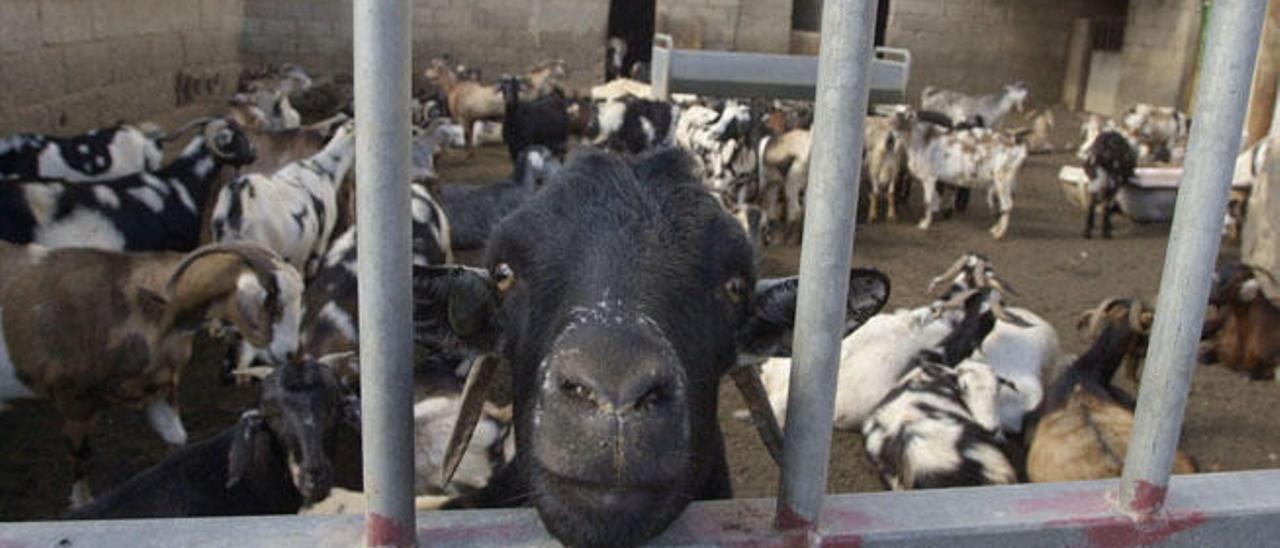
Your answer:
1005;83;1028;112
208;120;258;167
257;359;348;504
480;149;888;546
231;264;305;364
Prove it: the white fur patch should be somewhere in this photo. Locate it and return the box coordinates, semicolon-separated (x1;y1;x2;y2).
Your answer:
267;267;304;362
22;183;63;225
319;302;357;342
145;398;188;446
92;186;120;209
34;208;127;249
68;480;92;509
0;307;37;406
127;186;165;213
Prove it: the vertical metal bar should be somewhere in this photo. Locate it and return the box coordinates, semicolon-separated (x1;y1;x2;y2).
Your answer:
1119;0;1265;517
775;0;875;532
354;0;416;546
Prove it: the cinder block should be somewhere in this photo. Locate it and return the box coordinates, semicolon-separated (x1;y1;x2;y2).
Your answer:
0;0;41;54
40;0;94;45
110;37;153;82
2;49;66;106
63;41;115;91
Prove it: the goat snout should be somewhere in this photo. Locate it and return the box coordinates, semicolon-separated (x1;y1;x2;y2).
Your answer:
533;322;689;487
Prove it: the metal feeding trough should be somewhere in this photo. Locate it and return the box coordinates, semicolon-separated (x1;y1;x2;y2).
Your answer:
1058;164;1253;223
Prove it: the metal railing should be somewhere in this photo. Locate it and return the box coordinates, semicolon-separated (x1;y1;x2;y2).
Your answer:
0;0;1274;546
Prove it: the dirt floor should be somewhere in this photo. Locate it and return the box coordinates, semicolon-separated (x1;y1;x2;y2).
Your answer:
3;120;1279;521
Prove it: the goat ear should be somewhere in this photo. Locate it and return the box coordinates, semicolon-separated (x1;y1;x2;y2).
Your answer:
412;265;501;350
736;268;890;360
442;353;503;487
226;410;266;488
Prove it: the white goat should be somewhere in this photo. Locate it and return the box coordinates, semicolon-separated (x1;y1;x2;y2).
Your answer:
863;108;913;222
921;82;1027;128
907;118;1028;239
1121;103;1189;163
210;122;356;278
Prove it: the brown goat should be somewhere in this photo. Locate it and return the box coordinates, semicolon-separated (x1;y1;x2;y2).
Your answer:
1200;263;1280;380
424;59;505;156
0;242;303;508
1027;298;1197;483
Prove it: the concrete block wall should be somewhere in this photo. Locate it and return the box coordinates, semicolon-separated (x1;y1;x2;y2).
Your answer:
241;0;609;90
0;0;245;135
1115;0;1203;113
885;0;1118;108
655;0;791;53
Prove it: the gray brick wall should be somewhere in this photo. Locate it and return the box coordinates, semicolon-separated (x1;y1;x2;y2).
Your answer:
0;0;245;135
241;0;609;89
655;0;792;53
885;0;1121;108
1115;0;1202;113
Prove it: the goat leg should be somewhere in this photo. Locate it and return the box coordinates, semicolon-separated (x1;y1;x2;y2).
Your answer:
63;417;97;509
867;190;880;223
1083;198;1096;239
1102;199;1114;239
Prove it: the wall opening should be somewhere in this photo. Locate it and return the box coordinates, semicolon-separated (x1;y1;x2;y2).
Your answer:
607;0;656;80
792;0;890;46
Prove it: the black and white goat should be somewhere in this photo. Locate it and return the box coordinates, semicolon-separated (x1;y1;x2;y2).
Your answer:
64;357;359;519
1;123;166;183
210;122;356;278
675;99;754;192
586;97;680;154
861;288;1018;490
301;183;455;359
0;119;256;251
498;77;569;160
1081;130;1137;239
436;146;560;251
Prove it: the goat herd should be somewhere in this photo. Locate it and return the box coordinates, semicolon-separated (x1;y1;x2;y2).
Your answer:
0;53;1273;548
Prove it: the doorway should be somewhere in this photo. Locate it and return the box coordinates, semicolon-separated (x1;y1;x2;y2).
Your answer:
607;0;656;80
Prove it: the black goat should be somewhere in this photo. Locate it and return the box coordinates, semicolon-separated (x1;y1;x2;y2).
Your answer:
65;357;359;519
1082;131;1136;239
436;145;560;251
499;77;569;161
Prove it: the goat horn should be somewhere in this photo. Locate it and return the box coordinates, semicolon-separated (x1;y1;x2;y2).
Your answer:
442;353;503;487
937;288;980;311
202;119;236;160
991;297;1032;327
927;254;971;294
728;364;784;467
161;117;215;144
165;242;285;299
988;274;1020;297
1129;299;1150;335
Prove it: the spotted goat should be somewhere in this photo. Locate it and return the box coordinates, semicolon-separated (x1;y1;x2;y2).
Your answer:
1;123;166;183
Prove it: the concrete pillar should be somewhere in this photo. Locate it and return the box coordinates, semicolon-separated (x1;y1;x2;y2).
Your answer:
1245;0;1280;147
1062;17;1093;110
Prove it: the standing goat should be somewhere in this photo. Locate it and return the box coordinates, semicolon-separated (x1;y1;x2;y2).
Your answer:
906;114;1028;239
436;146;560;251
424;58;505;156
863;107;914;223
64;357;358;519
1;123;165;183
1081;131;1137;239
921;82;1027;128
0;242;303;508
1027;298;1197;482
675;100;754;192
499;77;569;161
210;122;356;278
757;128;812;244
0;119;256;252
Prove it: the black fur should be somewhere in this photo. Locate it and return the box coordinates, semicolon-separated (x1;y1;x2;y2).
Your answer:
1082;131;1136;239
437;146;559;250
499;77;569;161
0;125;148;182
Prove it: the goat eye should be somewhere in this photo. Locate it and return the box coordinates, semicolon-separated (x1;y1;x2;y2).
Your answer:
493;263;516;292
724;277;747;304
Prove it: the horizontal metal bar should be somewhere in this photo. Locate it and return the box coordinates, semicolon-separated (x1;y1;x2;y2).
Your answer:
6;471;1279;547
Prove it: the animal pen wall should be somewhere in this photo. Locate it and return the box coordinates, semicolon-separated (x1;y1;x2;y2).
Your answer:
0;0;244;136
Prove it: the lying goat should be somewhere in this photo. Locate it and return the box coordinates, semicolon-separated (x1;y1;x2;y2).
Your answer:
0;119;256;251
65;356;358;519
1;123;165;183
907;112;1028;239
862;288;1019;490
436;146;560;251
921;82;1027;128
1081;130;1137;239
1027;298;1197;482
0;242;303;507
1200;263;1280;380
210;122;355;278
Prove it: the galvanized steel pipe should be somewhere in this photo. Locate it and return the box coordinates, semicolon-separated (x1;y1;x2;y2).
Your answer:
1119;0;1265;517
353;0;416;546
776;0;876;531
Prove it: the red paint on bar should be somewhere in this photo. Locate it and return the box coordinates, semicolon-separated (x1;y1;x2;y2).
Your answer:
367;512;411;547
776;503;814;531
1127;481;1167;516
1013;489;1109;515
1045;510;1206;548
